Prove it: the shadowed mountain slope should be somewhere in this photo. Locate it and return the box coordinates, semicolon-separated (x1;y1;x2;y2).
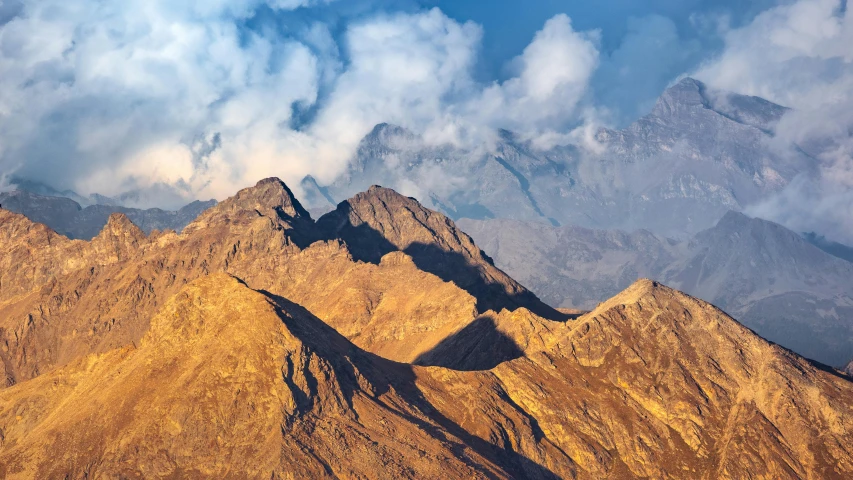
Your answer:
317;185;563;319
0;274;513;478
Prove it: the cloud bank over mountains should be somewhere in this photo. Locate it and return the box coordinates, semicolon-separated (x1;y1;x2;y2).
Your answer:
0;0;851;240
694;0;853;242
0;1;600;204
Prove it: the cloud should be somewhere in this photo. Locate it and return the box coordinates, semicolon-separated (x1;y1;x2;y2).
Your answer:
0;170;12;193
467;14;600;145
694;0;853;243
0;0;333;207
0;2;604;206
301;8;482;181
593;14;702;124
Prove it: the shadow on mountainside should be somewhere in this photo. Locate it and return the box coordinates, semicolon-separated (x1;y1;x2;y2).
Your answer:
403;243;569;321
319;217;399;264
260;289;561;479
413;315;525;371
316;203;569;322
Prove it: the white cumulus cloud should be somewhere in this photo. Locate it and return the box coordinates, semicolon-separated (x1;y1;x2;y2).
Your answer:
0;2;604;206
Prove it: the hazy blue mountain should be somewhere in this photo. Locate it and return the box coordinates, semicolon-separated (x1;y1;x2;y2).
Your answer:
299;175;337;219
0;190;215;239
459;212;853;367
456;218;679;308
6;177;195;210
307;78;810;239
665;212;853;366
6;177;95;206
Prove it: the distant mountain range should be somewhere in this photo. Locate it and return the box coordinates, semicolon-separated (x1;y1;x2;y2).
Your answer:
3;77;821;243
5;176;197;210
0;189;215;239
303;78;812;240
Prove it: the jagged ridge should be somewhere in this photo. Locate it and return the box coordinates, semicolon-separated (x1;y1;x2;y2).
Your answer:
1;179;853;478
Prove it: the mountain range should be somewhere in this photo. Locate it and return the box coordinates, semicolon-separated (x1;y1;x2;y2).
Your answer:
305;78;812;240
0;189;215;239
2;178;853;478
3;77;852;369
292;76;852;367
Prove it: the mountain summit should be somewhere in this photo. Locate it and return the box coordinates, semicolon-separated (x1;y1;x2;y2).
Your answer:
317;185;557;317
650;77;788;132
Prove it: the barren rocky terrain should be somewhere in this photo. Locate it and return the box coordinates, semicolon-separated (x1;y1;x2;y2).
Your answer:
1;179;852;478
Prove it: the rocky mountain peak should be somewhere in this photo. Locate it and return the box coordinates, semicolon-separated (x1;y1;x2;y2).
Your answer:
100;213;145;238
650;77;788;132
364;123;415;144
584;278;677;318
299;175;336;215
184;177;312;236
90;213;146;262
650;77;709;118
713;210;753;229
697;210;810;250
0;208;68;247
318;185;561;318
318;183;489;264
236;177;311;220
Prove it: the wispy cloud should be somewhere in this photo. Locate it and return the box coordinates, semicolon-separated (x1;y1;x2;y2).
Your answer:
695;0;853;242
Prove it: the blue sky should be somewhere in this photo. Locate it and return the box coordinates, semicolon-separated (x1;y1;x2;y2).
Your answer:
431;0;766;73
239;0;786;123
0;0;851;231
428;0;786;119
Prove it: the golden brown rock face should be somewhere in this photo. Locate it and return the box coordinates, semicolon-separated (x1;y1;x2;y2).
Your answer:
316;185;561;318
1;179;852;479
